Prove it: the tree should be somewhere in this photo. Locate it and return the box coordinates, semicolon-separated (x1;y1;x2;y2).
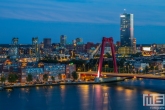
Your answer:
7;56;10;59
8;73;18;83
26;74;33;82
142;70;146;74
117;58;126;67
155;65;159;70
105;52;112;58
136;69;139;74
130;52;142;57
51;76;55;81
72;71;78;81
0;75;6;84
150;65;154;71
149;65;156;73
144;66;149;74
43;74;48;81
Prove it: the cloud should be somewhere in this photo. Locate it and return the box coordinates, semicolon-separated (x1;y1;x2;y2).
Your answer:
0;0;165;25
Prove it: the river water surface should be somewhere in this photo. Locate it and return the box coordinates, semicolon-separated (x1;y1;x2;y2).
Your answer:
0;79;165;110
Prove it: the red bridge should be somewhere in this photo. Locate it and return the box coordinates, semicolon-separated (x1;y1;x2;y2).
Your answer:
80;37;165;80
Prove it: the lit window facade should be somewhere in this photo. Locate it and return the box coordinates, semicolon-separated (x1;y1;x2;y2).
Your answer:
120;13;134;47
60;35;67;46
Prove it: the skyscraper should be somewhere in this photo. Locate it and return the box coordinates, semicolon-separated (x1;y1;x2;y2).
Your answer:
118;11;135;55
120;12;134;47
60;35;67;46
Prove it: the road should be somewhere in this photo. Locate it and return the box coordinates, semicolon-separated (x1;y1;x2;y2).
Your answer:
78;72;165;80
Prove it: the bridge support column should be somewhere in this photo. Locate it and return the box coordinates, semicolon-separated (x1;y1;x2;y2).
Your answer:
97;37;118;79
94;77;100;82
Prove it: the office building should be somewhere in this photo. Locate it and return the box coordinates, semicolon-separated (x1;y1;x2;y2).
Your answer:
43;38;51;48
60;35;67;46
120;12;134;47
119;11;134;54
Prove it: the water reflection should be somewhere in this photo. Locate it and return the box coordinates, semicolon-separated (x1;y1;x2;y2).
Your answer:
60;85;66;106
50;86;53;89
93;85;103;110
125;88;133;98
60;85;65;90
36;86;39;90
0;79;165;110
116;86;124;91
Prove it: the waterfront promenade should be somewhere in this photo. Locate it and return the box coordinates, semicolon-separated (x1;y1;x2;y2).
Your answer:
1;72;165;90
2;82;99;89
1;77;125;90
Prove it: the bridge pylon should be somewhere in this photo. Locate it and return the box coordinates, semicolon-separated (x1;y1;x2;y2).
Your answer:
97;37;118;78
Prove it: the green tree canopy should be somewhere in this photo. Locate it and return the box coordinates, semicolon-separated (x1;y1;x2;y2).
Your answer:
26;74;33;82
0;75;6;84
130;52;142;57
8;73;18;83
150;65;154;70
72;71;78;81
144;66;149;73
155;65;159;70
43;74;48;81
105;52;112;58
51;76;55;81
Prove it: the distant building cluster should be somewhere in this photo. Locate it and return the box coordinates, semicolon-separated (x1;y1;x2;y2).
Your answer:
0;10;165;83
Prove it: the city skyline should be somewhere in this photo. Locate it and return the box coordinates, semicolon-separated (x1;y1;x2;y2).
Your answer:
0;2;165;109
0;0;165;44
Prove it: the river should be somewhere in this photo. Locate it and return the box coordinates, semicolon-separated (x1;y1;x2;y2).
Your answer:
0;79;165;110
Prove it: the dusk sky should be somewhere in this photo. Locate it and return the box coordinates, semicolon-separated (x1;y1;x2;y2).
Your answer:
0;0;165;44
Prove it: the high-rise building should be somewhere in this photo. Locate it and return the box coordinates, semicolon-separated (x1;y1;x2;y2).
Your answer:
43;38;51;48
120;12;134;47
32;37;39;61
60;35;67;46
119;11;134;55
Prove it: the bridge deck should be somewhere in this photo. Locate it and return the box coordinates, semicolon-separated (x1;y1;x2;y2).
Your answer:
79;72;165;80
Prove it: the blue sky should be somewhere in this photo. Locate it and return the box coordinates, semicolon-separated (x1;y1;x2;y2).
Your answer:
0;0;165;44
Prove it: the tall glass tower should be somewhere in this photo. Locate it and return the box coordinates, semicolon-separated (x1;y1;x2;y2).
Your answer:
60;35;67;46
120;12;134;47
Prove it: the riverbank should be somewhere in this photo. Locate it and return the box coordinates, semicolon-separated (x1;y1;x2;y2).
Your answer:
2;78;125;90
